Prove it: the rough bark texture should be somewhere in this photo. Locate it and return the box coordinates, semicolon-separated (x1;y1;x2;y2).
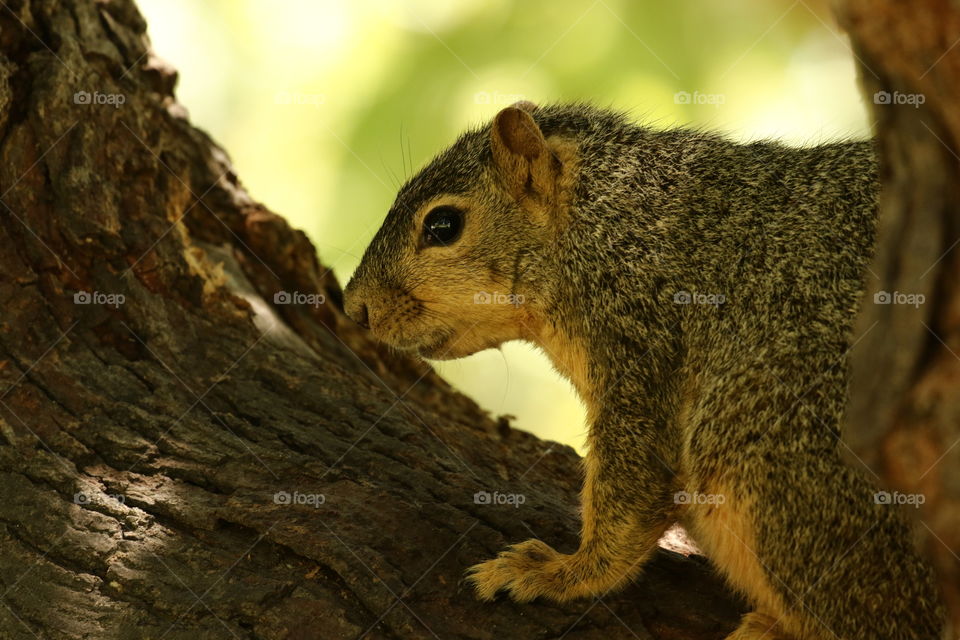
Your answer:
2;0;955;638
839;0;960;631
0;1;747;638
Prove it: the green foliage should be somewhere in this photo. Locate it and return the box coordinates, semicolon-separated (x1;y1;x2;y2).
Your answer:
139;0;869;449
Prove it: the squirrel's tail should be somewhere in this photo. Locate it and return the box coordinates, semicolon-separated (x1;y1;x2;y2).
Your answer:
690;457;945;640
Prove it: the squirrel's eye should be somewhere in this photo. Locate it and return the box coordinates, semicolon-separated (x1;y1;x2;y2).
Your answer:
422;206;464;247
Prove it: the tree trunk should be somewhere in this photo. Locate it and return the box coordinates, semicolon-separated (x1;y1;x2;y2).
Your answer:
3;0;955;638
838;0;960;631
0;1;745;638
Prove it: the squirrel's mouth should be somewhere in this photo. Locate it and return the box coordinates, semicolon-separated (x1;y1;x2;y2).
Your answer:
383;328;456;360
414;332;455;360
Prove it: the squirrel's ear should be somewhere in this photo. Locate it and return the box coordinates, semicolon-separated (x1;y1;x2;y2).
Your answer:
492;106;545;161
490;106;554;200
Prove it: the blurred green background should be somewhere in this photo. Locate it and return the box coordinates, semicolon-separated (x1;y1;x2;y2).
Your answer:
137;0;869;453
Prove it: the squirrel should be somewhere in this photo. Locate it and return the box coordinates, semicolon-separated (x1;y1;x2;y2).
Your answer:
342;102;945;639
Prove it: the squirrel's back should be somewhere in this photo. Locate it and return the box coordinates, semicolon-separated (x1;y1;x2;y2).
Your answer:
344;103;943;638
526;105;878;375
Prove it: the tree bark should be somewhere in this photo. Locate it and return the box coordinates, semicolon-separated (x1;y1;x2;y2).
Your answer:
838;0;960;631
0;1;746;638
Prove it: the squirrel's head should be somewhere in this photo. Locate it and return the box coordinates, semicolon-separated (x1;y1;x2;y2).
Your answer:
343;102;575;360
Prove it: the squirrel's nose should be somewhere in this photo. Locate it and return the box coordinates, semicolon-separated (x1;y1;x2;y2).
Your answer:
344;291;370;329
352;302;370;330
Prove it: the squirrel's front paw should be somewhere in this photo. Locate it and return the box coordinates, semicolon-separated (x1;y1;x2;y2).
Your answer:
466;539;576;603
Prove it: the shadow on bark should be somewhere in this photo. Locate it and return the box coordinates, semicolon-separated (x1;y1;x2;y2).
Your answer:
0;1;745;638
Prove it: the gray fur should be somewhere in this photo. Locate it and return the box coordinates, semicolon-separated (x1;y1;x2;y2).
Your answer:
344;104;945;639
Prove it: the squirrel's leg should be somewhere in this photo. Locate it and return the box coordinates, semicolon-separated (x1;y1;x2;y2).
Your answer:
467;420;675;603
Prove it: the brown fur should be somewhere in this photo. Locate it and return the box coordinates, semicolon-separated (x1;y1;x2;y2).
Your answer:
682;480;798;638
531;324;594;410
343;103;946;639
